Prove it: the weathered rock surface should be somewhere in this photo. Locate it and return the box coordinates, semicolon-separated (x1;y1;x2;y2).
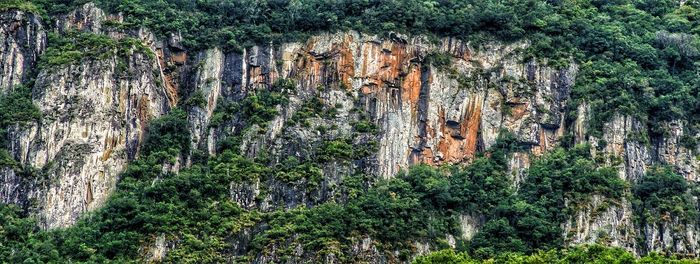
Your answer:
1;4;171;228
571;111;700;255
562;195;637;251
0;9;45;93
198;32;576;180
1;3;699;261
641;215;699;256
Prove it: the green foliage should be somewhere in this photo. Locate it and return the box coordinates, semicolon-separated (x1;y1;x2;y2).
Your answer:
522;146;627;207
288;95;333;127
141;108;191;158
424;52;454;70
240;91;287;127
0;0;40;13
563;2;700;136
0;204;50;262
218;79;292;129
0;86;41;129
209;80;294;155
415;244;700;263
318;138;354;161
352;120;378;134
39;31;153;69
315;137;377;162
209;149;270;183
272;78;296;91
0;86;41;167
414;249;474;264
208;99;236;128
182;90;207;108
274;156;323;185
448;156;512;214
0;149;18;169
21;0;574;51
250;165;456;261
349;167;454;243
633;166;698;223
469;144;627;258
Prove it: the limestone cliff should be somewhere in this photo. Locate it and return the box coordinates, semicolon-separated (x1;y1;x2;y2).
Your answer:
0;8;45;93
1;5;171;228
1;3;699;260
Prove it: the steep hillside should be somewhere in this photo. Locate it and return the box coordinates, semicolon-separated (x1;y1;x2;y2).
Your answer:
1;0;700;263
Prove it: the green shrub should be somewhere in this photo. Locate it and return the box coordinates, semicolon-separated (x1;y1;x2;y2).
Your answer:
633;166;698;223
0;86;41;164
424;52;454;70
182;90;207;108
0;0;40;13
39;31;153;70
274;156;323;184
353;120;378;134
141;108;191;158
318;139;354;161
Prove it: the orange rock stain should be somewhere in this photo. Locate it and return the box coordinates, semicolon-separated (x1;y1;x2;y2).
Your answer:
401;66;421;109
436;96;482;163
155;49;179;107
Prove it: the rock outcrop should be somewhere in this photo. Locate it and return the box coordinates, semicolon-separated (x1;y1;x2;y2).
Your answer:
1;4;171;228
562;195;637;251
0;9;45;93
1;3;699;260
570;111;700;255
191;33;576;179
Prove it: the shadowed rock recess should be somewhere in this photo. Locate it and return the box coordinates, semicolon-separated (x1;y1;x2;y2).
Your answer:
1;2;700;263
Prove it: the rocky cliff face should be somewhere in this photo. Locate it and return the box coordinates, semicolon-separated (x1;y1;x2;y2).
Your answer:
174;32;578;218
0;9;45;93
189;33;576;178
570;110;700;255
1;3;698;260
1;5;171;229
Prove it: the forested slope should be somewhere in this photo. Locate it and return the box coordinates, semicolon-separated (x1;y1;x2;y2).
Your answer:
1;0;700;263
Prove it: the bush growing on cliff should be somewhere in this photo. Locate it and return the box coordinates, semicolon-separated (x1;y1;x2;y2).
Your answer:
39;31;153;70
141;108;191;158
0;86;41;163
240;91;286;126
0;86;41;128
633;166;698;223
0;0;41;13
210;78;292;131
468;144;627;258
181;90;207;108
318;139;354;161
352;119;378;134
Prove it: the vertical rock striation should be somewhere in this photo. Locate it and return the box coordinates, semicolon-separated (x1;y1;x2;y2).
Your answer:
0;9;45;93
1;4;171;228
0;3;699;259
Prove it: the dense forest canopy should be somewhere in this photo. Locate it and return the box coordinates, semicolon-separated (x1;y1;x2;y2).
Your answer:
1;0;700;262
